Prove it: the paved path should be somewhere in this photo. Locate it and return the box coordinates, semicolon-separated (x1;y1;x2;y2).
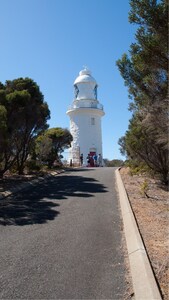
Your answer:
0;167;129;299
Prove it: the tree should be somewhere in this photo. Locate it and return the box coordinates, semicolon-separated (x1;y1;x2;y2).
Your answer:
0;87;15;177
118;136;126;156
116;0;168;183
116;0;168;110
35;128;73;167
122;114;168;183
0;78;50;176
104;159;124;167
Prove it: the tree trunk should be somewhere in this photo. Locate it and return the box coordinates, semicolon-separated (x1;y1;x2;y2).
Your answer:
0;171;4;179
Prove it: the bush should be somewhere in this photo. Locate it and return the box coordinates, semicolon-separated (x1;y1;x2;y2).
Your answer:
26;160;41;172
125;160;150;176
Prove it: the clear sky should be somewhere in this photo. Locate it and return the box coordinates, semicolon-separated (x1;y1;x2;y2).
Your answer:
0;0;136;160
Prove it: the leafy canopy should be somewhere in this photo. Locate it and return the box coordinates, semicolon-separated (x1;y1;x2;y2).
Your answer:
0;77;50;176
116;0;168;183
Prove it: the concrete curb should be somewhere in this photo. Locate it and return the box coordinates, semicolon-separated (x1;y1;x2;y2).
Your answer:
115;168;162;300
0;170;64;200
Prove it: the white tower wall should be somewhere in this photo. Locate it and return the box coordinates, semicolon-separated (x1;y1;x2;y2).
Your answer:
69;110;103;164
66;68;105;166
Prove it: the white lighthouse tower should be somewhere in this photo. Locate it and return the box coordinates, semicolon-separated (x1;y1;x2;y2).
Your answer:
66;67;105;166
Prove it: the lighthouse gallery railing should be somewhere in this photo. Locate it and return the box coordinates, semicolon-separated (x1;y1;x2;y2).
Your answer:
67;102;104;111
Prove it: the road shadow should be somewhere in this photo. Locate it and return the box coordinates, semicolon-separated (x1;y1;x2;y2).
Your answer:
64;167;95;172
0;173;107;226
0;190;60;226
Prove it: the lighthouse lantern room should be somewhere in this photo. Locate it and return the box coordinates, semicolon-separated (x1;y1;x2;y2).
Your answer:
66;67;105;166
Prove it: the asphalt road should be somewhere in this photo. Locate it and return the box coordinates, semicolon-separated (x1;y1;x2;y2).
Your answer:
0;167;129;299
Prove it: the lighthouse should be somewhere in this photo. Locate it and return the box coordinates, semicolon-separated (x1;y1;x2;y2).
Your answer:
66;67;105;166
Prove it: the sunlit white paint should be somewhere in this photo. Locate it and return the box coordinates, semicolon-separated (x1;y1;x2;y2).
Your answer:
66;68;105;165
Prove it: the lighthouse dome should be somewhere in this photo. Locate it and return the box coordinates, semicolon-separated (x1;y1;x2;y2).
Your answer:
73;67;98;100
74;68;97;85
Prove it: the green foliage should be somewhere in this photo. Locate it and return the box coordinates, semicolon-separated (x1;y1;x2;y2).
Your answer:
116;0;168;109
116;0;168;184
35;127;73;167
0;78;50;177
140;180;149;198
104;159;124;167
26;159;41;172
36;135;53;162
124;114;168;182
118;136;127;156
0;105;7;131
125;159;150;176
0;92;8;154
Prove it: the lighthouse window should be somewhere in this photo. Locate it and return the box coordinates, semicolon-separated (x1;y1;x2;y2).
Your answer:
91;117;95;125
74;85;79;98
94;85;97;99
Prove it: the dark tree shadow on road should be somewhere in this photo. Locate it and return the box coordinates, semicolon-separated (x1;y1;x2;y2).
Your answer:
0;173;107;226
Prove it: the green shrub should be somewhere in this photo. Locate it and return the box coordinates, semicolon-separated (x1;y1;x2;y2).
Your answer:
125;160;150;176
26;160;41;172
140;180;149;198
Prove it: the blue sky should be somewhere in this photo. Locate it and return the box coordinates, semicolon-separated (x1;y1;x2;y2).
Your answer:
0;0;136;160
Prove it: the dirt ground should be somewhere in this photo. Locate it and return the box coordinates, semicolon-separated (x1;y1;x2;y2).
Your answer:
120;167;169;300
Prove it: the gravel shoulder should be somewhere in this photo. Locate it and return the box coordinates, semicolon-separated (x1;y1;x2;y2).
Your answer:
120;167;169;300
